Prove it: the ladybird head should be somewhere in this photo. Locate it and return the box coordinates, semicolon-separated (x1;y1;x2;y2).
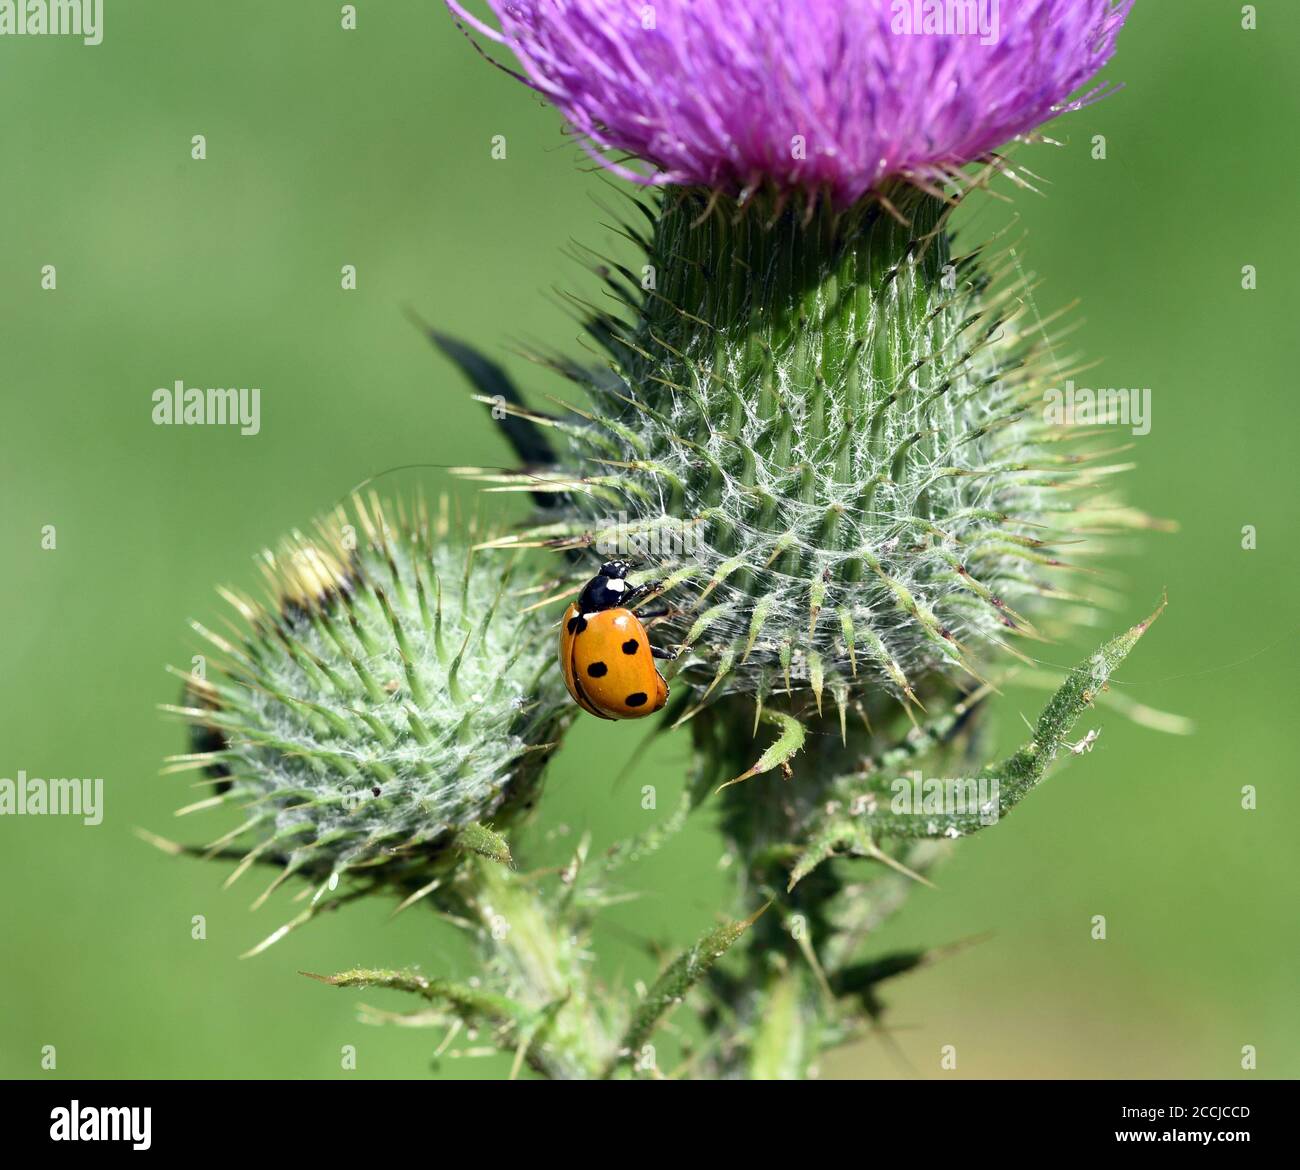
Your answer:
598;560;633;582
580;560;635;613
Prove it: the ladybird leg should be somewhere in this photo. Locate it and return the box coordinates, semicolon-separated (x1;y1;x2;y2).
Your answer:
624;579;663;606
632;602;671;620
651;644;680;661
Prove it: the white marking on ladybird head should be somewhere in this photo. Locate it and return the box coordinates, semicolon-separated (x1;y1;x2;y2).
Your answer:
606;578;626;592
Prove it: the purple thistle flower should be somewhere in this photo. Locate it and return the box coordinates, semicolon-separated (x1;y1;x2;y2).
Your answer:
448;0;1133;206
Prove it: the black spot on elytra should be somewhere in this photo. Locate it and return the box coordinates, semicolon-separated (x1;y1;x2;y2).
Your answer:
621;638;639;655
587;661;608;678
567;615;587;634
625;691;648;708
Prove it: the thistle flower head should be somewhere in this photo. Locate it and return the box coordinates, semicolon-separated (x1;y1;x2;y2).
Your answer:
450;0;1133;205
170;496;571;903
491;184;1153;724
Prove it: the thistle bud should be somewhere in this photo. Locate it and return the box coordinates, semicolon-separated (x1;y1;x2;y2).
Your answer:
164;496;571;910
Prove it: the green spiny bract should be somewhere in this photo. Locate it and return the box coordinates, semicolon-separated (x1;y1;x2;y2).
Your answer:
505;185;1135;718
167;495;572;905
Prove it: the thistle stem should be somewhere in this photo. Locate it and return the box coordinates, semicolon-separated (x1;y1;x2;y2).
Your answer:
462;859;615;1079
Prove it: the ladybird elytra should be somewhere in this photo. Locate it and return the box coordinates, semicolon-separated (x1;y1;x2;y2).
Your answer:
559;562;670;720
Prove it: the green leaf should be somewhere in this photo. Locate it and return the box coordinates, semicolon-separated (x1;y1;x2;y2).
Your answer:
717;711;806;791
787;820;934;892
416;324;556;467
787;821;857;890
302;967;530;1028
833;935;991;1015
978;594;1166;815
789;598;1165;886
610;905;767;1072
308;966;584;1079
835;949;931;996
590;790;692;880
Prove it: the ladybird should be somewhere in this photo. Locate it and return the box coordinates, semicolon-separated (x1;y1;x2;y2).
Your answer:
559;561;672;720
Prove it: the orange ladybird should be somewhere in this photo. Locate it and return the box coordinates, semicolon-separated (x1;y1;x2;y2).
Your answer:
559;561;671;720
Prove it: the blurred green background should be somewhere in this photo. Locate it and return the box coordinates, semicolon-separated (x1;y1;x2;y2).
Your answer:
1;1;1295;1079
